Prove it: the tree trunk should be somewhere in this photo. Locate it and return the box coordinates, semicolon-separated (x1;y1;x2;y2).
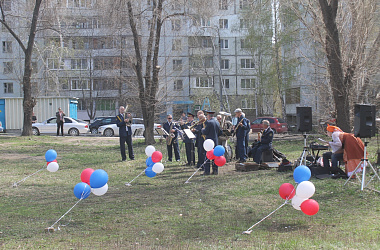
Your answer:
318;0;350;132
21;0;42;136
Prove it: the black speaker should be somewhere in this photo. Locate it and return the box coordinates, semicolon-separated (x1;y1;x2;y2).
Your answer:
297;107;312;132
354;104;376;138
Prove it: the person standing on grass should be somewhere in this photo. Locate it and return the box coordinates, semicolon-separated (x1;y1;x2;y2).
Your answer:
56;107;65;136
116;106;134;162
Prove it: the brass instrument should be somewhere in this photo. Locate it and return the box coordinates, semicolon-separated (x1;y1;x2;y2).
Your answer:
232;117;245;137
219;111;232;136
166;121;175;145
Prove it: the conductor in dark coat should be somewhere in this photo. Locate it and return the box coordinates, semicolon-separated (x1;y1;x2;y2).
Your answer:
180;112;196;166
232;109;250;163
201;111;222;175
249;119;274;164
116;106;134;161
192;112;206;169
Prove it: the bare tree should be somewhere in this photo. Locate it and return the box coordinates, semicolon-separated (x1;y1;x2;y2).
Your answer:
0;0;43;136
287;0;379;132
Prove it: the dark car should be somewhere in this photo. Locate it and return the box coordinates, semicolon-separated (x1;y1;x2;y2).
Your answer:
89;116;117;134
251;117;288;134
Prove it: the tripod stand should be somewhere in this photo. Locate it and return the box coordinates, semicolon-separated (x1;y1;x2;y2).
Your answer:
298;133;310;166
344;139;380;191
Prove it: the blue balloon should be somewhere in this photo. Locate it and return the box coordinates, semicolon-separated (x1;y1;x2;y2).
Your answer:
73;182;91;199
293;165;311;183
90;169;108;188
145;167;156;178
45;149;57;162
213;145;225;157
146;157;154;167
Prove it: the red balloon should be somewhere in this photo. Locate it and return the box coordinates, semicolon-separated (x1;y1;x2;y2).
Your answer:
300;199;319;216
279;183;296;200
46;159;57;166
81;168;95;185
214;156;226;167
206;149;216;160
151;151;163;163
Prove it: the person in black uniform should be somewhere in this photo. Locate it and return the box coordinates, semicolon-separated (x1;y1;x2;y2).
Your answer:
192;111;206;169
201;111;222;175
232;109;250;163
163;114;180;162
180;112;196;166
249;119;273;164
116;106;134;161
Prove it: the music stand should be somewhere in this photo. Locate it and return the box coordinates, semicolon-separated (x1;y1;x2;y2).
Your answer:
156;128;169;163
298;132;310;166
344;139;380;191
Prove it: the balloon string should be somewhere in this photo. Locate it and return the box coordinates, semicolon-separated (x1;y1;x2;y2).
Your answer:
50;198;83;229
125;169;145;185
243;200;289;234
13;166;45;187
184;159;209;184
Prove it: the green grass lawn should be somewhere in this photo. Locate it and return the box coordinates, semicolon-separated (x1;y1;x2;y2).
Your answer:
0;134;379;249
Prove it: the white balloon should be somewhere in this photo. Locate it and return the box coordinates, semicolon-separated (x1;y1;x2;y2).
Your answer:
203;139;215;152
145;145;156;157
291;195;307;210
47;162;59;172
152;163;164;173
296;181;316;198
91;183;108;196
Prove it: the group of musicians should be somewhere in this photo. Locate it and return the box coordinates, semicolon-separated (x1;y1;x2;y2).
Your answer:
162;109;274;174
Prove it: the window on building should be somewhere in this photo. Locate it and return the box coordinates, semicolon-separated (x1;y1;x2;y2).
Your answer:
241;39;252;49
240;0;251;9
96;99;115;111
47;59;63;70
222;79;230;89
241;78;255;89
3;62;13;74
1;0;11;11
173;59;182;71
60;78;69;90
174;79;183;90
67;0;92;8
220;39;228;49
219;0;228;10
3;82;13;93
2;41;12;53
71;79;90;90
204;57;213;68
241;98;254;109
285;87;301;104
172;39;182;51
195;77;212;88
219;19;228;29
220;59;229;70
201;17;211;27
93;78;119;90
189;36;213;48
172;19;181;31
202;37;213;48
240;19;250;29
241;59;255;69
71;59;88;70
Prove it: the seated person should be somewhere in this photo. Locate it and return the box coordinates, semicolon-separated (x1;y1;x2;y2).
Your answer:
322;125;344;175
248;120;274;164
339;132;365;178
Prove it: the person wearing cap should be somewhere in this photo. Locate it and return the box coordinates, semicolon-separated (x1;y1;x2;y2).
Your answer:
192;111;206;169
180;112;196;166
322;125;344;175
163;114;181;162
232;109;250;163
201;111;222;175
249;119;274;164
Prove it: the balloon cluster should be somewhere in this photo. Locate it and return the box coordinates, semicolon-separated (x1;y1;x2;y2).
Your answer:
73;169;109;199
278;165;319;216
45;149;59;173
203;139;226;167
144;146;164;178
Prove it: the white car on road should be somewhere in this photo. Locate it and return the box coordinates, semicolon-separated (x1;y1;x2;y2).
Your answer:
32;117;90;136
98;118;161;137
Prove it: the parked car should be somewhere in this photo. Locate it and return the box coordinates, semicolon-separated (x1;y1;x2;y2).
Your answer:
32;117;90;136
98;118;161;137
89;116;117;134
250;117;288;134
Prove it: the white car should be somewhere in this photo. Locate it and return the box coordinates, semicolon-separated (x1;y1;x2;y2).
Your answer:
98;118;161;137
32;117;90;136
